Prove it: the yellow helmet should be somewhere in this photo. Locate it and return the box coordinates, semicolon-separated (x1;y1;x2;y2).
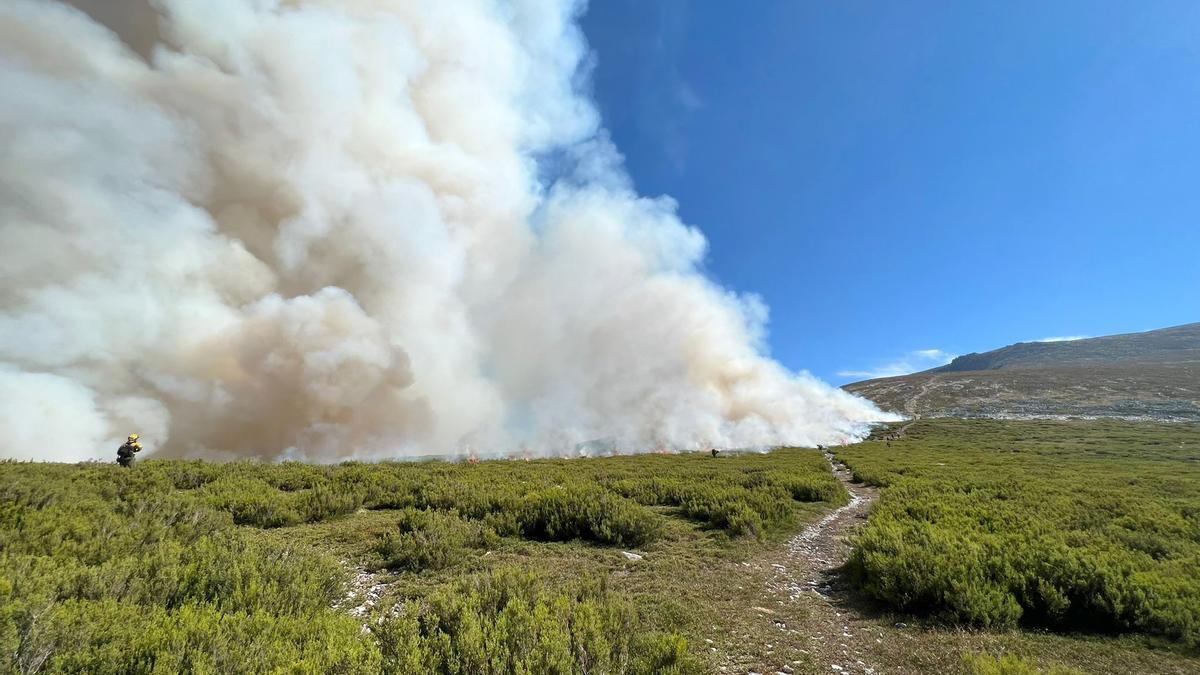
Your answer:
128;434;139;441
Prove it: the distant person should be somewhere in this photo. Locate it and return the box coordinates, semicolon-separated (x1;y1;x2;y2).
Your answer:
116;434;142;467
710;448;720;457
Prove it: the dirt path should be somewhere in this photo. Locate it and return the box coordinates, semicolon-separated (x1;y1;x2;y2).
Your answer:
335;562;387;626
902;374;939;419
894;414;921;438
760;451;882;675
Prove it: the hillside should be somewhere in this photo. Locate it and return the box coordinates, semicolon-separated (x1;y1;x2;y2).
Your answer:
845;322;1200;420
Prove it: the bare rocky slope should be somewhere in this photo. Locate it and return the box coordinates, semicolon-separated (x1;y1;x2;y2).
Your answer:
844;322;1200;421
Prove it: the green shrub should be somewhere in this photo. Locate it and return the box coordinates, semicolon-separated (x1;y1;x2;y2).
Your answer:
201;476;303;528
374;567;700;675
24;599;378;675
961;652;1083;675
516;485;661;547
375;508;497;571
607;452;845;538
841;419;1200;647
751;470;848;504
0;462;361;674
296;483;362;522
0;445;847;671
677;485;793;538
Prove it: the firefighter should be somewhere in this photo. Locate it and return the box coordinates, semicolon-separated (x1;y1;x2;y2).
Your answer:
710;448;720;458
117;434;142;468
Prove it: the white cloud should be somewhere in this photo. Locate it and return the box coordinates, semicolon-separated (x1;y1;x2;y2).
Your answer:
1034;336;1089;343
912;348;951;360
838;349;956;380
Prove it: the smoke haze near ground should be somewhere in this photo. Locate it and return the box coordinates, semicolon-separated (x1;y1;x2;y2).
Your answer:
0;0;895;462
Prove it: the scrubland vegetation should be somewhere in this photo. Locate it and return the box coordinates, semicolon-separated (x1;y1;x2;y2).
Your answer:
8;421;1199;674
840;419;1200;649
959;653;1081;675
0;448;842;673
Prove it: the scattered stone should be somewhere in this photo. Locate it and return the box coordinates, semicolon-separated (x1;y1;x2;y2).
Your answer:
894;622;907;628
831;666;843;672
781;666;794;674
621;551;643;561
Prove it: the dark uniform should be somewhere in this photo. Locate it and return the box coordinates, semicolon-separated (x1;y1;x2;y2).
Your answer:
117;436;142;467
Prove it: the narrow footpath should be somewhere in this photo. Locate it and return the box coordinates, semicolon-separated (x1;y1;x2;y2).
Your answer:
759;451;883;675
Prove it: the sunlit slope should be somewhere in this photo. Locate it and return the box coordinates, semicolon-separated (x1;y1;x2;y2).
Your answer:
845;323;1200;420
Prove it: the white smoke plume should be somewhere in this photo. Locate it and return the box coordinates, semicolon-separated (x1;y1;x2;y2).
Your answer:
0;0;895;462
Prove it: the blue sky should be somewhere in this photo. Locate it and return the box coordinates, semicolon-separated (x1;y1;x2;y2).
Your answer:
580;1;1200;384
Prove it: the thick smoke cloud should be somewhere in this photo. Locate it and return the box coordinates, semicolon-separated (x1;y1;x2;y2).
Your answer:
0;0;895;462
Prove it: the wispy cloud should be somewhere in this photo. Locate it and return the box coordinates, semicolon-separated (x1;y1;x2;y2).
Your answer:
675;81;703;111
1034;335;1089;343
837;349;956;381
